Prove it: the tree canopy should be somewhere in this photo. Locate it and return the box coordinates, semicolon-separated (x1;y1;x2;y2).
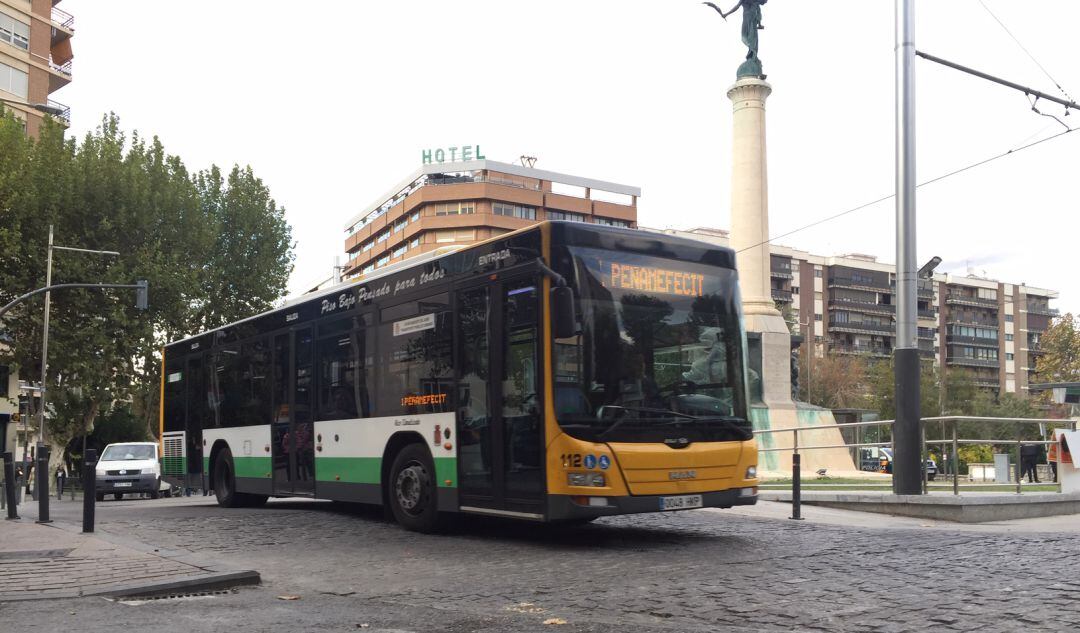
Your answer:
0;112;294;464
1035;312;1080;383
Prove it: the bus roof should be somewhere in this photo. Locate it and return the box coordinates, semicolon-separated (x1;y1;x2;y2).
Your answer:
165;222;736;349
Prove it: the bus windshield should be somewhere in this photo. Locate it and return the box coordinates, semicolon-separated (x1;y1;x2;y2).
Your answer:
554;246;751;444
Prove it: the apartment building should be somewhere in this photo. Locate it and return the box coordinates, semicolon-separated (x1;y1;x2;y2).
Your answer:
652;227;1058;398
342;158;639;278
0;0;73;135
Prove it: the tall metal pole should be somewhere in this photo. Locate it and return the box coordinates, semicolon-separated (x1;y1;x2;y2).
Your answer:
893;0;922;495
39;225;53;447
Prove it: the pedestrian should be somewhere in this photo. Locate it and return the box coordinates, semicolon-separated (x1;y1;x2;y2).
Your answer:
1020;442;1040;483
1047;432;1059;484
55;465;67;500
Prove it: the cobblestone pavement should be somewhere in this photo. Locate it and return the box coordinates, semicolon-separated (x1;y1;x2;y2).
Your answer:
6;496;1080;632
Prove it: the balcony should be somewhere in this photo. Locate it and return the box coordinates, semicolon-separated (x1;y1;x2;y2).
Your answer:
52;6;74;29
771;288;793;302
946;334;999;348
1026;305;1059;317
828;321;894;335
829;298;894;316
946;357;1000;368
945;316;998;328
770;269;793;280
918;309;937;319
946;294;998;309
829;277;891;292
46;99;70;124
831;343;891;357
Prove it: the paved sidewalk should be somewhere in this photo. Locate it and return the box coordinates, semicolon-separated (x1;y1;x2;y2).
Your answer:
0;503;258;602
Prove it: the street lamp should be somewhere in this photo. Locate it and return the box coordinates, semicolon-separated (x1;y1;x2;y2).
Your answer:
0;96;66;118
36;225;120;523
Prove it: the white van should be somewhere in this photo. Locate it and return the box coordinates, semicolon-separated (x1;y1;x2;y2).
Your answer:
95;442;163;501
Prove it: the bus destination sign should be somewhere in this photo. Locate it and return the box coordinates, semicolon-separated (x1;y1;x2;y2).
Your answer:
606;262;705;297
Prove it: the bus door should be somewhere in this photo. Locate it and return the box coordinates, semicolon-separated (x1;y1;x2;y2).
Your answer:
271;327;316;496
455;274;545;518
184;354;205;490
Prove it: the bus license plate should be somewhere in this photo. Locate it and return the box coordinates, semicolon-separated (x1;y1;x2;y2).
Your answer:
114;482;133;487
660;494;702;511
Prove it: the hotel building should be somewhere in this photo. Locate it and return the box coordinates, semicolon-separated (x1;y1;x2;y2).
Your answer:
342;158;639;279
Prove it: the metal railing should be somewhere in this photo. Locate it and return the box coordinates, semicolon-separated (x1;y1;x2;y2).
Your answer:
51;6;75;30
46;99;70;123
49;57;72;77
752;415;1078;519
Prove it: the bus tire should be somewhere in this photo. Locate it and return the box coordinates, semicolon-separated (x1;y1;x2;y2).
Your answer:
213;448;242;508
114;493;123;501
388;443;442;533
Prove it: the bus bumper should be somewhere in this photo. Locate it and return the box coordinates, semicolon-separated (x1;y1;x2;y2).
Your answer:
547;488;758;522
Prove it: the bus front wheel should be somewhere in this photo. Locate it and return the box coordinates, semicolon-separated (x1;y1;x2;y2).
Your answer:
214;448;269;508
388;444;442;533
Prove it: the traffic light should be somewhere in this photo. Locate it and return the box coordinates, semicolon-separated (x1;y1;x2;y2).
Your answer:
135;279;149;310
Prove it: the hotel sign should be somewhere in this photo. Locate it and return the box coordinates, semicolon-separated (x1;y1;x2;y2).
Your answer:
421;145;486;165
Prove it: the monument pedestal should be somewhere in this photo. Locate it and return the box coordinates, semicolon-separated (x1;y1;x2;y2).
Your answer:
727;77;856;475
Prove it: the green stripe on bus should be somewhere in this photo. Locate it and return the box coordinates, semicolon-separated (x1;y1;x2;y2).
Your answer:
315;456;458;488
234;456;272;479
316;457;382;484
434;457;457;488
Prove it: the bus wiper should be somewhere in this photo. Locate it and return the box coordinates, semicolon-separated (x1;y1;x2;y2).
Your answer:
657;415;750;433
595;405;695;439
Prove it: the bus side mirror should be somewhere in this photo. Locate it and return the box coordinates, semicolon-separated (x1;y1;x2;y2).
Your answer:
552;286;576;339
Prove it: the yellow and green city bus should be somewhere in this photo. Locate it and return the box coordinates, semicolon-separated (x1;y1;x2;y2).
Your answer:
159;222;759;531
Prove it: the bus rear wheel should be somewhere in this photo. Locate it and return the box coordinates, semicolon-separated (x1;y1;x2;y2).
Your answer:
388;444;442;533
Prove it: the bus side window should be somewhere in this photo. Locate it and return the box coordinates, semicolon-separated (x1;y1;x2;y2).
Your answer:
376;308;453;417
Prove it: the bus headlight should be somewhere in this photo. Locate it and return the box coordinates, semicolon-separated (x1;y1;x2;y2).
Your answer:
568;472;605;487
745;466;757;479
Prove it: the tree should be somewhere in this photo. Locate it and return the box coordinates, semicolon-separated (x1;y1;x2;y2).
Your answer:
798;352;870;409
0;114;294;471
1035;313;1080;383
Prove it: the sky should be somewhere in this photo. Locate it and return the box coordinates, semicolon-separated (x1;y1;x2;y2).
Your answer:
57;0;1080;312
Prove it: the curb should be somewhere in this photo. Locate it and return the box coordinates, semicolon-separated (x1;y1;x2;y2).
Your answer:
94;569;262;599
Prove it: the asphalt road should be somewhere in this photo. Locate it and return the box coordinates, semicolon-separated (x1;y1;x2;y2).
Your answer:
4;495;1079;632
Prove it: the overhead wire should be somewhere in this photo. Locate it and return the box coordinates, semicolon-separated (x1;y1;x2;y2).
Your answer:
977;0;1075;103
735;126;1078;253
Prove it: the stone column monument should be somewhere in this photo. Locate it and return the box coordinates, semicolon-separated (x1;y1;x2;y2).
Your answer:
707;1;856;475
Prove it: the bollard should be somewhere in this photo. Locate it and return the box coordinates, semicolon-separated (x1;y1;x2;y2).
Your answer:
790;452;804;520
3;452;19;520
35;444;50;524
83;449;97;533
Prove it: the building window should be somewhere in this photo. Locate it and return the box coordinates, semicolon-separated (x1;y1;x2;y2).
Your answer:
493;203;536;220
814;269;823;278
792;286;799;295
434;201;475;216
0;62;29;99
547;210;586;222
1005;314;1014;322
361;264;375;274
1006;353;1014;361
977;288;998;301
394;219;407;233
410;211;420;222
0;365;8;398
376;230;390;244
594;217;630;228
1005;333;1013;341
376;254;390;268
435;229;475;243
0;13;30;51
392;244;407;258
814;314;822;321
361;240;374;252
410;237;421;249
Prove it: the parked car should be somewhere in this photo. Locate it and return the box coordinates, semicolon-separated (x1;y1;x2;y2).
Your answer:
878;448;938;480
94;442;163;501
